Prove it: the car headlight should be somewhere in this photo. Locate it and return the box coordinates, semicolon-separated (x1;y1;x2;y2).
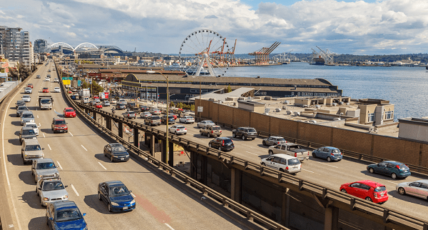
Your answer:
43;197;49;201
130;199;135;204
63;195;68;199
84;227;88;230
37;175;42;178
110;202;119;206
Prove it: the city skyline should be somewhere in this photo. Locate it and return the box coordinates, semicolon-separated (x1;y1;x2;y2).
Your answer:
1;0;427;55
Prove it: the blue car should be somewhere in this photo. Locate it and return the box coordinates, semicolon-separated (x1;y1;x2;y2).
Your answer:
312;146;343;162
367;161;411;179
98;181;135;212
46;201;87;230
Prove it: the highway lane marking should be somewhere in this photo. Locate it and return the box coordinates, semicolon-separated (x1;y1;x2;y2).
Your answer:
48;144;52;150
387;181;398;185
57;161;63;170
302;169;314;173
98;162;107;170
37;115;39;118
43;133;45;138
165;223;174;230
71;184;80;196
316;162;338;168
81;145;88;151
69;132;73;137
131;193;136;198
38;123;41;127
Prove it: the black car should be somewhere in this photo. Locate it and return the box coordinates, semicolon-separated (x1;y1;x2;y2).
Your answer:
161;115;175;125
116;103;126;110
140;105;150;112
208;137;234;152
103;143;130;162
232;127;257;140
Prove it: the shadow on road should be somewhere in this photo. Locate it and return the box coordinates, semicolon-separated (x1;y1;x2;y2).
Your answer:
21;191;44;210
19;171;36;185
8;138;22;146
7;154;26;166
95;153;111;163
28;216;48;230
11;121;22;126
83;194;111;215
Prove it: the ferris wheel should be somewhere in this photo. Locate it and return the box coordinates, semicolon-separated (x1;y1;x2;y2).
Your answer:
179;29;231;77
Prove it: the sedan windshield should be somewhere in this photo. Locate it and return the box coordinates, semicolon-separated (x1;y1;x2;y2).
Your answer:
37;162;56;169
25;145;41;151
43;181;65;191
212;126;221;130
22;114;34;118
109;185;130;197
56;209;82;222
22;130;35;135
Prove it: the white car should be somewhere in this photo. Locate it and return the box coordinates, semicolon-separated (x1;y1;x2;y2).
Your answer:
110;99;117;104
261;154;301;174
180;116;195;124
22;95;31;102
44;78;50;82
53;78;59;83
140;111;152;118
169;125;187;135
54;87;61;93
118;99;126;104
197;120;215;128
24;122;39;136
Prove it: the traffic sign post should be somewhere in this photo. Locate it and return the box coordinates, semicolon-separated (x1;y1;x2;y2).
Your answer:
197;106;203;113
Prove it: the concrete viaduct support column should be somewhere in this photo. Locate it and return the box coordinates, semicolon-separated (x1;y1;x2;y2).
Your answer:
281;192;290;227
150;134;155;156
231;168;242;203
93;111;97;121
200;155;207;185
118;122;123;138
324;206;339;230
190;152;197;179
161;140;167;163
168;141;174;167
106;117;111;131
133;128;139;147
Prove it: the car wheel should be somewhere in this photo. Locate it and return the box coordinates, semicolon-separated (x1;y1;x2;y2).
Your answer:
98;192;102;200
279;168;285;172
369;168;374;174
268;150;273;155
111;156;114;162
261;163;266;166
312;153;317;158
207;133;211;138
218;147;222;151
327;157;331;162
108;203;112;212
262;141;266;146
242;135;245;140
232;133;236;138
209;144;212;148
391;173;397;179
365;197;372;202
36;188;39;196
398;187;406;195
341;189;347;193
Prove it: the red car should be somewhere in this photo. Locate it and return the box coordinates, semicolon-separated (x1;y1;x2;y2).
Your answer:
63;107;76;118
42;87;49;93
51;118;68;133
95;103;103;109
27;83;33;88
340;180;388;204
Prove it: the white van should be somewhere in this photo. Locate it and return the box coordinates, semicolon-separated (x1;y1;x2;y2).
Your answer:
261;154;301;174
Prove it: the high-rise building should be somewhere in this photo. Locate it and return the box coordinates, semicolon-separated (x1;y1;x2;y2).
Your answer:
34;39;48;53
0;26;32;66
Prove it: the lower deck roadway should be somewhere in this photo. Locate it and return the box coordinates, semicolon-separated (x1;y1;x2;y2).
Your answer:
1;63;256;230
103;105;428;222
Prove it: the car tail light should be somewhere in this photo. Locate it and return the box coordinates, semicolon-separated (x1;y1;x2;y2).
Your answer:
308;152;309;156
294;152;297;157
340;152;343;155
286;166;289;170
396;165;400;169
277;142;280;144
211;131;214;133
220;130;222;133
184;128;187;130
177;129;180;131
331;153;334;156
222;140;224;146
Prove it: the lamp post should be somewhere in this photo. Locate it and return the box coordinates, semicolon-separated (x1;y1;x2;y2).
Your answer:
147;70;170;166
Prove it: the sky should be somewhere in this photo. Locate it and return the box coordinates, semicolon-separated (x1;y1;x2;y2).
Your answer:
1;0;427;55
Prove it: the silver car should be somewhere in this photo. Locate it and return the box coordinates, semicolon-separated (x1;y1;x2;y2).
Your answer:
179;116;195;124
16;106;29;117
197;120;215;128
169;125;187;135
22;95;31;102
21;111;35;125
397;180;428;199
24;122;39;136
262;136;287;146
36;178;69;206
22;139;44;164
123;111;137;119
104;100;110;106
140;111;152;118
24;87;32;94
32;158;60;182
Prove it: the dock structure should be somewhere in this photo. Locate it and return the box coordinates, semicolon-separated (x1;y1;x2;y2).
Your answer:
248;42;281;65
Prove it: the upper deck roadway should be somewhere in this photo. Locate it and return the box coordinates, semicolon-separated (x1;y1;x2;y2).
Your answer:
104;101;428;222
0;63;256;230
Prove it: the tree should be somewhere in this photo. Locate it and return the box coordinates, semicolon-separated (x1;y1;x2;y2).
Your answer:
81;80;104;96
8;63;31;80
226;84;232;93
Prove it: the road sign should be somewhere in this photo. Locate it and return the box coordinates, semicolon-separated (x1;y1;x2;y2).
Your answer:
197;106;203;112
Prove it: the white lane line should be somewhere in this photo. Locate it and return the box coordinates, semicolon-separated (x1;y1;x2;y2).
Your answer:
37;115;39;118
71;184;80;196
47;144;52;150
131;193;136;198
316;162;338;168
387;181;398;185
57;161;63;170
302;169;314;173
81;145;87;151
69;132;73;137
165;223;174;230
98;162;107;170
38;123;41;127
43;133;45;138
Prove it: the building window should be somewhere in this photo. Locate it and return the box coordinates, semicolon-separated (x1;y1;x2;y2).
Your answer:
190;89;198;93
385;111;393;120
368;113;375;122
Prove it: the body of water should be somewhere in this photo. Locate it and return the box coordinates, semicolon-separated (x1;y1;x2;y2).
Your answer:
223;62;428;120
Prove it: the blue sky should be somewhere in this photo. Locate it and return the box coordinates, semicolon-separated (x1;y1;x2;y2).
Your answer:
1;0;428;55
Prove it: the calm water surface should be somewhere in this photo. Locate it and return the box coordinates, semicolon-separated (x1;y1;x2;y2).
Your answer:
223;62;428;120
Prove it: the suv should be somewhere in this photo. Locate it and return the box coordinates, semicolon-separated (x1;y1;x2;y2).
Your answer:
37;178;69;206
51;118;68;133
150;107;162;115
208;137;234;152
116;103;126;110
144;116;161;126
19;127;37;144
261;154;301;174
21;111;35;125
122;111;137;119
262;136;287;146
161;115;175;125
200;125;222;138
32;158;60;183
21;139;44;164
232;127;257;140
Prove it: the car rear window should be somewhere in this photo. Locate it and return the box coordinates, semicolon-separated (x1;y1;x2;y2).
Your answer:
246;129;256;132
276;138;286;142
212;126;221;130
151;116;160;120
223;139;233;144
288;158;300;165
374;186;386;192
332;149;340;153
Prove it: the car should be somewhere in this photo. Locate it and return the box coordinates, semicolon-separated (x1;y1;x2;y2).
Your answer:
161;115;175;124
51;118;68;133
199;125;222;138
48;69;51;72
208;137;234;152
43;87;49;93
169;125;187;135
312;146;343;162
63;108;76;118
367;161;411;179
140;105;149;111
150;107;162;115
268;143;310;162
16;100;25;109
127;102;137;110
197;120;215;128
110;99;117;104
54;87;61;93
95;103;103;109
118;99;126;104
103;100;110;106
144;116;161;126
340;180;388;204
232;127;257;140
19;127;37;144
36;75;41;79
22;139;44;165
98;181;136;212
44;78;50;82
22;95;31;102
46;201;88;230
116;103;126;110
261;154;301;174
27;83;33;88
122;111;136;119
20;111;35;125
16;106;29;117
262;136;287;146
53;78;59;83
396;180;428;199
24;122;39;136
32;158;60;182
37;178;69;206
94;98;101;103
47;74;51;78
24;87;32;94
179;116;195;124
103;143;130;162
90;101;97;107
140;111;152;118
